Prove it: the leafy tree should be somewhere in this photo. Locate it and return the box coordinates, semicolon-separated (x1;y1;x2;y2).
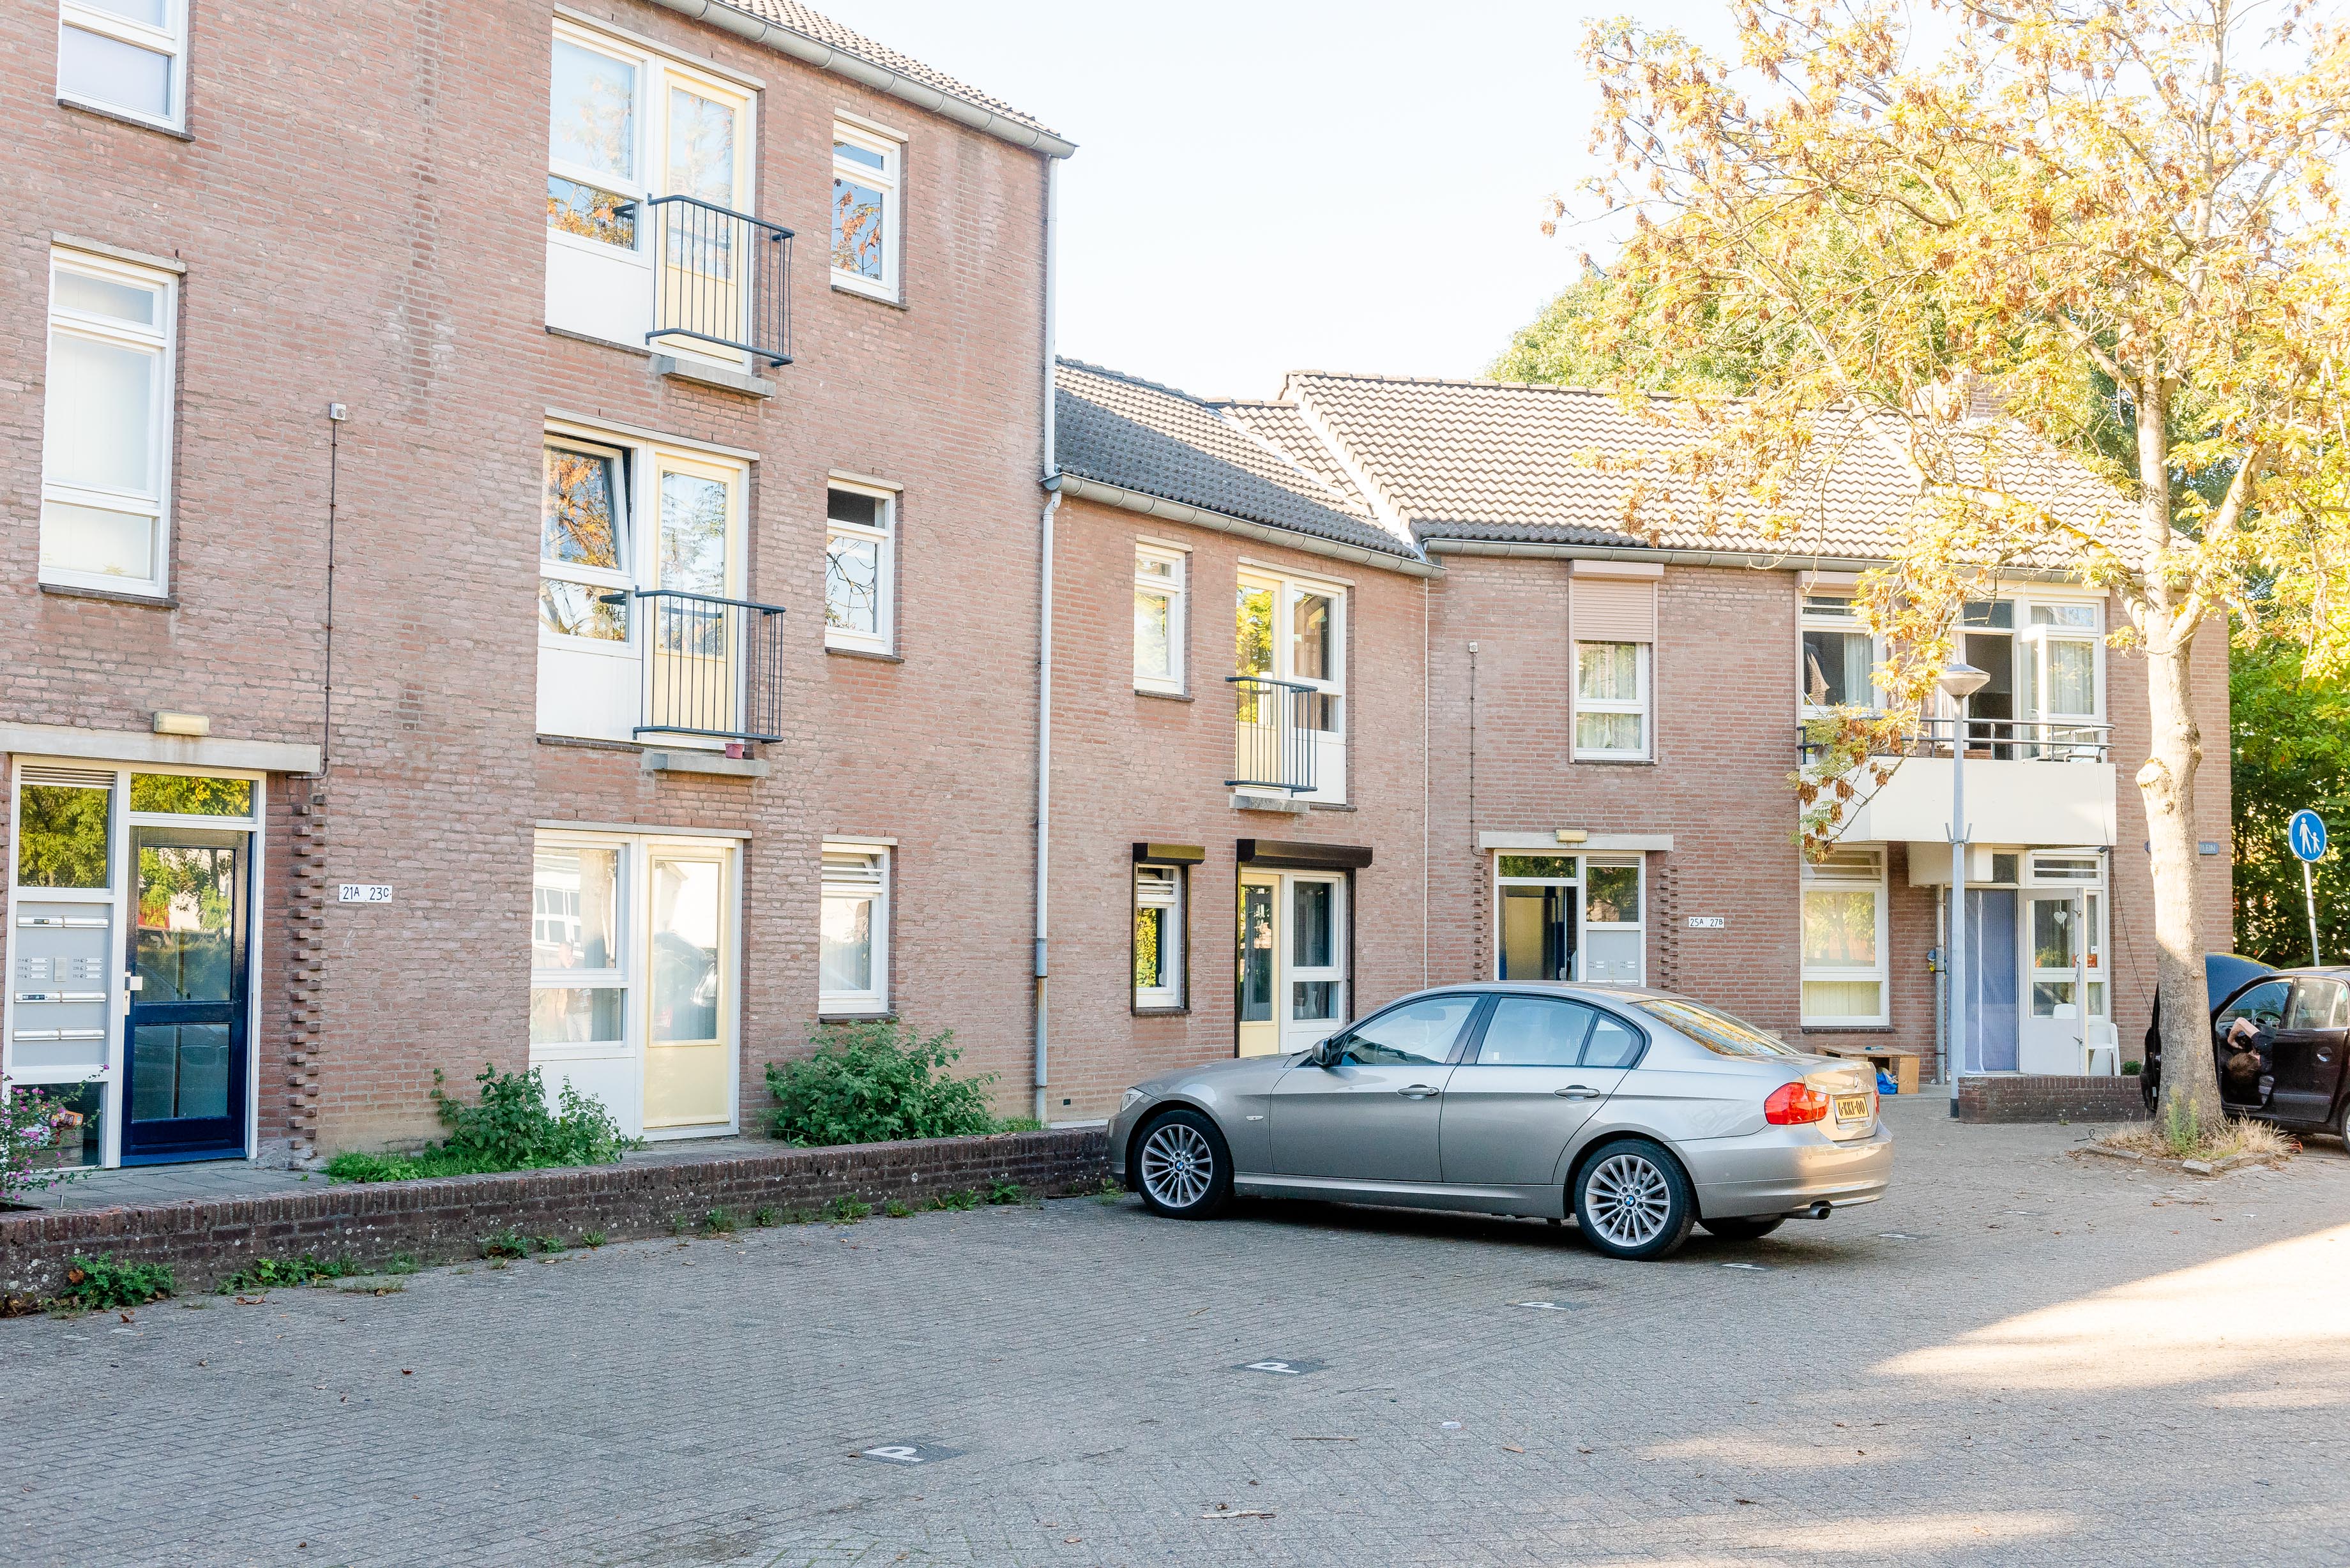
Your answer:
2230;641;2350;965
1560;0;2350;1127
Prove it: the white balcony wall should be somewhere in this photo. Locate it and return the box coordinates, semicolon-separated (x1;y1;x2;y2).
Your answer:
1840;757;2116;849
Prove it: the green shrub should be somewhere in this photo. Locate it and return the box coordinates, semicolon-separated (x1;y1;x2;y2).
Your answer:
57;1255;174;1310
2121;1060;2143;1075
766;1023;997;1147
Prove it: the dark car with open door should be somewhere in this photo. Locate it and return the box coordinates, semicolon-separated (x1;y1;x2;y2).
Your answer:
2148;960;2350;1142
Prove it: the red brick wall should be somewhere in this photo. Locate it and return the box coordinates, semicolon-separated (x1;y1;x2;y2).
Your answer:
2;0;1049;1150
1042;497;1429;1118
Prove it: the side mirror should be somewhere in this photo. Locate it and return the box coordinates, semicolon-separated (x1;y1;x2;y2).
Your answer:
1312;1036;1348;1069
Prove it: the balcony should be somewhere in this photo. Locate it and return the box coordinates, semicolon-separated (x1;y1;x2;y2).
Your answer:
644;195;793;368
628;589;787;744
1229;675;1319;794
1807;718;2117;847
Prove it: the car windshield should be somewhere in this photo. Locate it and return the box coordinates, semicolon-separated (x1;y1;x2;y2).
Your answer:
1634;997;1805;1059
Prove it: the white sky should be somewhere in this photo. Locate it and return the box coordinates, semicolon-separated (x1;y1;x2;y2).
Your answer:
812;0;1735;401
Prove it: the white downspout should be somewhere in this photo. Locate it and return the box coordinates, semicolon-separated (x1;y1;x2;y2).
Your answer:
1033;154;1060;1125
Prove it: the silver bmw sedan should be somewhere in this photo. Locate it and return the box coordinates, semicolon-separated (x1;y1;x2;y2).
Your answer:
1106;983;1893;1260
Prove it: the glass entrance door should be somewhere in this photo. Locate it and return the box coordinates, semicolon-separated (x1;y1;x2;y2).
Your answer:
123;825;248;1161
642;850;728;1128
1235;870;1348;1059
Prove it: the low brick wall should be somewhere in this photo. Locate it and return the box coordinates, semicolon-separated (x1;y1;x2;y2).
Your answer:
1956;1074;2148;1124
0;1128;1109;1297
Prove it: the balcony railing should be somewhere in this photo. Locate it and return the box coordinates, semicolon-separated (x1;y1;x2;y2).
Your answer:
1798;716;2112;765
645;195;793;368
1228;675;1319;793
626;589;787;743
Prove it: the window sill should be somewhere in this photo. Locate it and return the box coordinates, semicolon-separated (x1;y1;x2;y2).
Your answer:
826;645;904;664
831;278;909;311
1306;800;1356;812
819;1010;897;1024
59;98;194;141
39;582;177;610
1133;1006;1190;1018
1573;755;1655;767
1799;1023;1897;1034
536;733;643;753
1135;687;1194;702
652;353;774;399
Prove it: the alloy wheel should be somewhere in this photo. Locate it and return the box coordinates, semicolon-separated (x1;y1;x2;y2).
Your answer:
1139;1120;1215;1210
1584;1152;1673;1249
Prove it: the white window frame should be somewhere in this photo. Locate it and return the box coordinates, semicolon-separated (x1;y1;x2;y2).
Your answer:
819;842;891;1016
1800;847;1890;1027
536;420;748;744
1797;592;1884;716
1133;544;1187;694
1572;640;1651;761
527;827;743;1140
1490;853;1646;986
831;119;902;301
544;18;759;354
1235;569;1348;802
40;246;178;598
2019;597;2105;757
58;0;189;133
824;479;897;654
1132;863;1186;1012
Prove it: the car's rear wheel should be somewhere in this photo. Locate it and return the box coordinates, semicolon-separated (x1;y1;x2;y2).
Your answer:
1572;1138;1695;1260
1134;1108;1232;1219
1699;1216;1784;1242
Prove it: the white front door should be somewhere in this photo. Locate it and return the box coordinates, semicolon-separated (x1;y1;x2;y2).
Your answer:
1236;870;1348;1059
2018;891;2088;1074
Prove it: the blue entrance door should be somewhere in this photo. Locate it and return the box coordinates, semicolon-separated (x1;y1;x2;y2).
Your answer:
121;826;250;1162
1965;888;2020;1073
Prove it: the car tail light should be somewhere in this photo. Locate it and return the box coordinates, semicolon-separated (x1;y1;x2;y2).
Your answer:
1764;1082;1830;1125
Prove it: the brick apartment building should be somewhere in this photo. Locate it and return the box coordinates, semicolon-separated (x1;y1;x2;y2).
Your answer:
3;1;2226;1168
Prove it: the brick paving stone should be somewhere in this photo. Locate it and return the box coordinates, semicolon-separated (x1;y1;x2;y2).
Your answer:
3;1099;2347;1566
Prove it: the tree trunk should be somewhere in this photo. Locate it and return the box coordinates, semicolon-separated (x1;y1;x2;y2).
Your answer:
2139;631;2223;1134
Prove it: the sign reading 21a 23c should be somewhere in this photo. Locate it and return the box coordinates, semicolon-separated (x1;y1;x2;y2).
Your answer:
2289;810;2328;864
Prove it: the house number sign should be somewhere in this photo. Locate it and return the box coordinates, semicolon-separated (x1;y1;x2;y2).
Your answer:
1685;916;1728;930
337;884;394;904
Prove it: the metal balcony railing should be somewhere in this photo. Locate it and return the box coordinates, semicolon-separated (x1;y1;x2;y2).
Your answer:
1798;716;2112;765
645;195;793;368
1228;675;1319;793
627;589;787;744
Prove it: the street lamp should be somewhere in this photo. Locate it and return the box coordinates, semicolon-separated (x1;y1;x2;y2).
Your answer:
1938;660;1990;1116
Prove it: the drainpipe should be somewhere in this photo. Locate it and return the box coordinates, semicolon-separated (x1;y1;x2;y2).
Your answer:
1032;155;1059;1126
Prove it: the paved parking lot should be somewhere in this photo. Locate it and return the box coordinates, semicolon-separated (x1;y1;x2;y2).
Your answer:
6;1099;2349;1567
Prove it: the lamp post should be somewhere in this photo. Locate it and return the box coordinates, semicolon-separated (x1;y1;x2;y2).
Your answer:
1938;661;1990;1115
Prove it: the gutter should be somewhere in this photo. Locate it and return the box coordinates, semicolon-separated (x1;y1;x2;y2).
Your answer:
1047;473;1439;578
1032;158;1060;1125
1421;537;2085;582
646;0;1078;158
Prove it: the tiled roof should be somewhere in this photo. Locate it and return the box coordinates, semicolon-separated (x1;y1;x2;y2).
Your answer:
724;1;1057;137
1283;372;2126;565
1052;361;1416;559
1051;361;2128;571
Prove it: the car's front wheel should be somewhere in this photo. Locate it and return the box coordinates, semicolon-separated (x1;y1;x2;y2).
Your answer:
1572;1138;1695;1260
1133;1108;1232;1219
1698;1215;1784;1242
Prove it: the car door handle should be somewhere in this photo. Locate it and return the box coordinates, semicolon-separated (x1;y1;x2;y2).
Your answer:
1397;1084;1441;1099
1554;1085;1602;1100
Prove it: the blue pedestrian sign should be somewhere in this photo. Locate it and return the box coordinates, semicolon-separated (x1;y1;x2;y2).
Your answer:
2289;810;2328;864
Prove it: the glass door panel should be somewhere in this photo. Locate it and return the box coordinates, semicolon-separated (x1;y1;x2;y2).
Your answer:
1284;874;1346;1055
123;826;248;1159
1237;875;1278;1057
646;461;738;737
643;853;728;1128
654;81;751;364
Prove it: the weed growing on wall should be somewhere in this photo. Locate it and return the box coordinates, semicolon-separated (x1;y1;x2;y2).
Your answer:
324;1065;635;1182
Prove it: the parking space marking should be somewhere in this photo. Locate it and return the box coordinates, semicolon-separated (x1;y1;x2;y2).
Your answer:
856;1440;963;1465
1236;1358;1326;1376
1510;1300;1589;1312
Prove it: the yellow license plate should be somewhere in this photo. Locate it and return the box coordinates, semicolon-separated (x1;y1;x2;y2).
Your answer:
1833;1094;1872;1122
